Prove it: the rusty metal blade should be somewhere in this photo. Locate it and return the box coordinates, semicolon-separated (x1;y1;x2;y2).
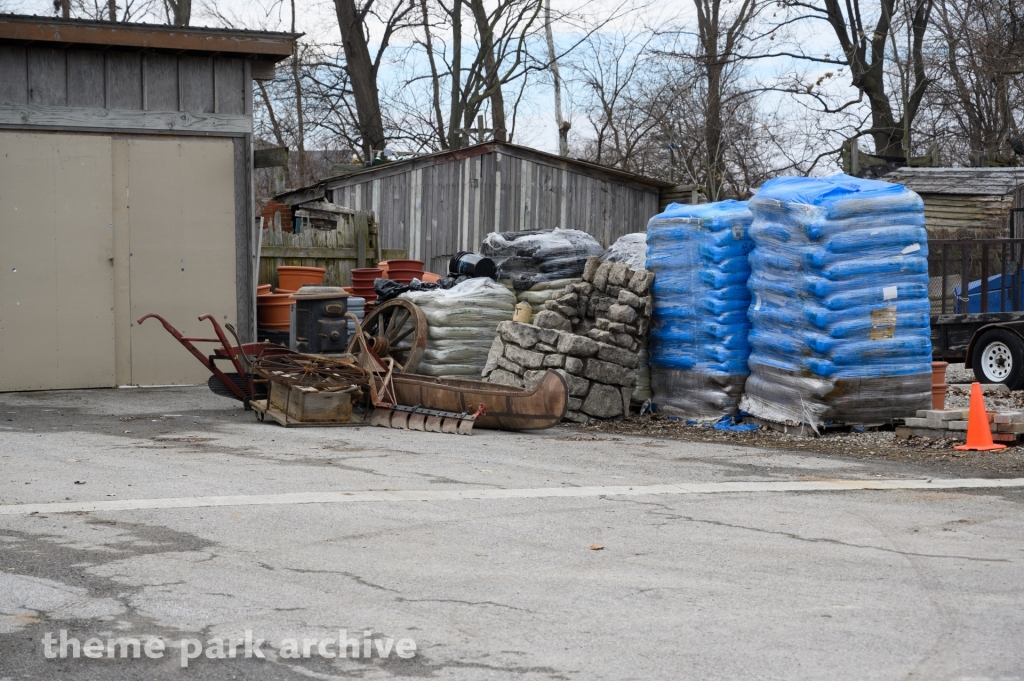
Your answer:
369;409;394;428
456;419;474;435
390;411;411;429
440;418;458;434
408;412;427;431
425;415;443;432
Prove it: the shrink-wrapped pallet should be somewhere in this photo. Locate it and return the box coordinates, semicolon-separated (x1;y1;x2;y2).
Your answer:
647;200;754;418
740;174;932;428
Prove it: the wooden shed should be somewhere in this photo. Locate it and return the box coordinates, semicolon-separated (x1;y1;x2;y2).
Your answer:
0;15;295;391
885;167;1024;238
273;142;673;275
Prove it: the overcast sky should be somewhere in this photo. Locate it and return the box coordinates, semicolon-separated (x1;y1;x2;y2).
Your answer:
3;0;847;163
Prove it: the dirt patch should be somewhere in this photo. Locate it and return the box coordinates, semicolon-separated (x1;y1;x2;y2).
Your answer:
571;413;1024;478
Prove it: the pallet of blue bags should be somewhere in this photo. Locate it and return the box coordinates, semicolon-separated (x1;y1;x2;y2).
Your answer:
646;174;933;433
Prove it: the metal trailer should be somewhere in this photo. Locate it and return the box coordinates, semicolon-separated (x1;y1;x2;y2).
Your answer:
930;238;1024;388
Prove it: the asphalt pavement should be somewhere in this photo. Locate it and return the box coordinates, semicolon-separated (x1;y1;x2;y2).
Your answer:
0;386;1022;680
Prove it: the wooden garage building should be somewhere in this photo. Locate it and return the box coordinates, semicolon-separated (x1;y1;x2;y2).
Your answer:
273;142;673;276
885;167;1024;238
0;16;295;391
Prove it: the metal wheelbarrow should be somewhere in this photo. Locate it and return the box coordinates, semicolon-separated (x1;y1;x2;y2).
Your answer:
137;313;293;409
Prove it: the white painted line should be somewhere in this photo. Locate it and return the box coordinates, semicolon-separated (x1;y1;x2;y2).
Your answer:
1;478;1022;516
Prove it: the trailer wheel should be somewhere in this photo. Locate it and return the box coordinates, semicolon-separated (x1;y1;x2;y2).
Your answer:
971;329;1024;389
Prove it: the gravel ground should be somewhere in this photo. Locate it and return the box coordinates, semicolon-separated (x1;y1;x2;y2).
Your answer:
569;363;1024;478
945;361;976;384
573;373;1024;478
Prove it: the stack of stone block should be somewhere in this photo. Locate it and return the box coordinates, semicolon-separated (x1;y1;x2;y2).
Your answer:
896;409;1024;443
531;256;654;345
482;256;655;422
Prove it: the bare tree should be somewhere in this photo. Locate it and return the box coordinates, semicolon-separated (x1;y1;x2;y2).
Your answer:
686;0;763;198
163;0;190;26
544;0;570;155
919;0;1024;163
334;0;416;160
775;0;935;157
403;0;543;150
569;31;671;173
65;0;151;21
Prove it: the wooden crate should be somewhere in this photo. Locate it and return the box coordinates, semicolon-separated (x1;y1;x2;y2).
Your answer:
268;381;354;423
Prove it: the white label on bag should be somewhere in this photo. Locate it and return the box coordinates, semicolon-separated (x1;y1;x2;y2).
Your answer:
883;286;898;300
754;293;762;311
732;222;744;240
901;243;921;254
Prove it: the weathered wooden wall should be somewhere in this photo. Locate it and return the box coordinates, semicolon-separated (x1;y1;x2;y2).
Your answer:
0;46;247;116
327;148;662;276
915;193;1013;238
886;168;1024;239
259;212;407;289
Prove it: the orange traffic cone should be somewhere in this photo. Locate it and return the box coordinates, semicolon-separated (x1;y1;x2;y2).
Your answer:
955;382;1006;451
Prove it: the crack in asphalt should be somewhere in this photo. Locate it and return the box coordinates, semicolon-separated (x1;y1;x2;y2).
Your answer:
610;497;1011;563
394;597;529;612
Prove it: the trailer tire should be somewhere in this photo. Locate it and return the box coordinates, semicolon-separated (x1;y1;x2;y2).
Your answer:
971;329;1024;389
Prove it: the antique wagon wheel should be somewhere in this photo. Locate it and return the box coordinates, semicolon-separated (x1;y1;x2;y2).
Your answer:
347;298;427;373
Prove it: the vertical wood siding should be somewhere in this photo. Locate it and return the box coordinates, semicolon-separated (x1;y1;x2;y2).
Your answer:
326;148;660;274
0;46;246;116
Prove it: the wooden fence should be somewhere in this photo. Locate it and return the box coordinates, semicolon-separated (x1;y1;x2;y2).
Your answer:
258;207;408;289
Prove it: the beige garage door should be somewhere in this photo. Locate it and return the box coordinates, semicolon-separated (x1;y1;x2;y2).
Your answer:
120;137;237;386
0;132;116;391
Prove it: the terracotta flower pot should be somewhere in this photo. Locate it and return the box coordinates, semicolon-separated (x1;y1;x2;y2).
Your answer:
931;361;949;410
277;266;326;292
257;284;272;296
388;271;424;285
257;292;294;326
420;272;442;284
381;259;424;270
350;267;383;286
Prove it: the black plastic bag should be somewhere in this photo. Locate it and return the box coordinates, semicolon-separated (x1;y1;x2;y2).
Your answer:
374;277;440;303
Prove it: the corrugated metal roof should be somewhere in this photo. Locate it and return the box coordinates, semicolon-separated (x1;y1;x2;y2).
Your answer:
886;167;1024;196
0;14;298;60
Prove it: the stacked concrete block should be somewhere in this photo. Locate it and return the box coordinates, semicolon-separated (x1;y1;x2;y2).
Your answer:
482;321;640;422
531;257;654;344
482;256;653;422
896;409;1024;443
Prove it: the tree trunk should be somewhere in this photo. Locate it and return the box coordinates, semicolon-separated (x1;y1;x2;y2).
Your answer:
820;0;932;158
166;0;191;26
108;0;117;21
448;0;465;149
420;0;449;148
256;81;293;188
291;0;307;183
544;0;569;155
335;0;387;160
469;0;507;142
705;61;724;200
695;0;725;200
